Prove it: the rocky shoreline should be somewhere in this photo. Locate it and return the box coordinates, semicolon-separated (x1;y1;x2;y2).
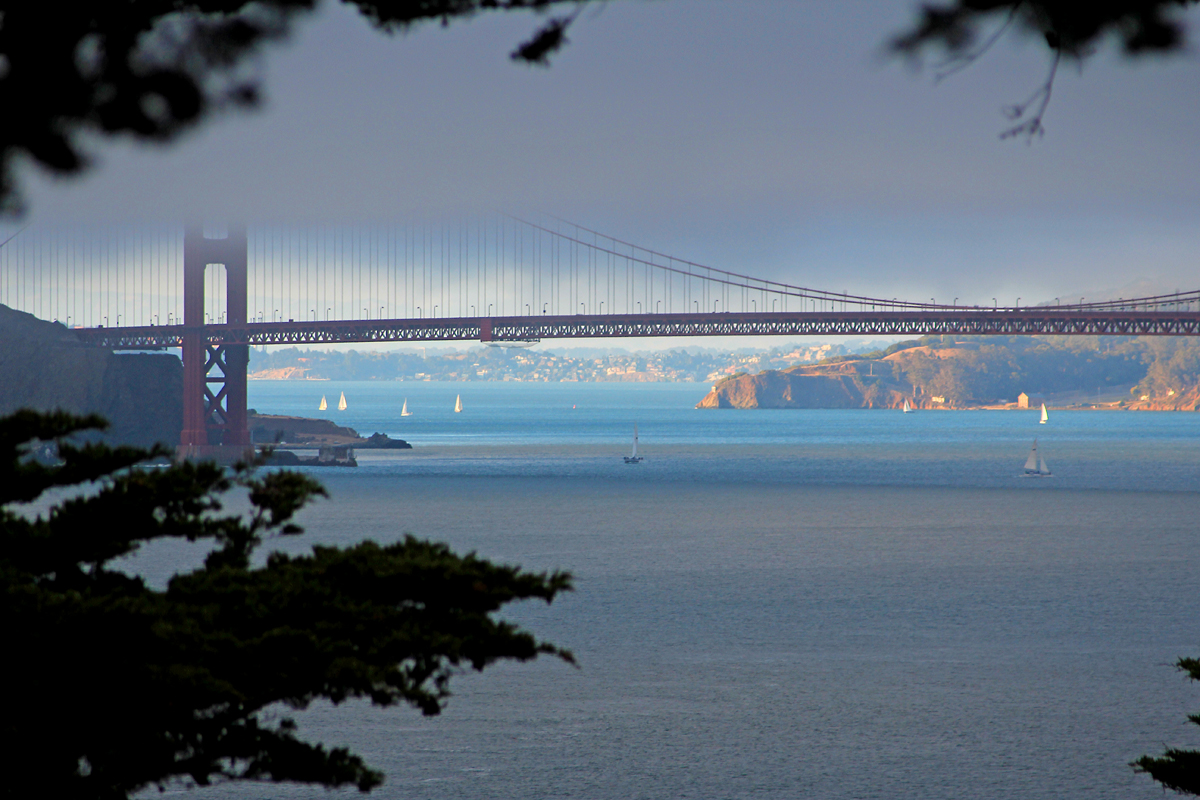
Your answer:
248;411;411;449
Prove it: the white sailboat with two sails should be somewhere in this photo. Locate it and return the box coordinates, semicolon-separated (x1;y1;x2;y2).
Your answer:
401;398;413;417
1023;439;1052;477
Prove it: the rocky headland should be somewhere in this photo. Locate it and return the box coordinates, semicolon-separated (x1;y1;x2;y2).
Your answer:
697;337;1200;411
697;359;912;410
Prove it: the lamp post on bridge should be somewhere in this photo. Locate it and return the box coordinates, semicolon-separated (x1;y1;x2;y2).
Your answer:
525;303;530;316
542;303;547;315
326;307;331;321
380;307;384;320
599;302;604;314
1016;298;1021;309
579;302;585;315
772;299;777;312
693;300;698;313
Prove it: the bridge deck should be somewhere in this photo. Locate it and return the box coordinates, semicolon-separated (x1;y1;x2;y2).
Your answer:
75;310;1200;349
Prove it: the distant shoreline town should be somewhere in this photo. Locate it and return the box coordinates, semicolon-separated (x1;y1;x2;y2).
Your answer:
248;341;886;385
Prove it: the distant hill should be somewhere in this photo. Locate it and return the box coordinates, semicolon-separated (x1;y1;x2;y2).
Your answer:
0;304;182;445
697;335;1198;410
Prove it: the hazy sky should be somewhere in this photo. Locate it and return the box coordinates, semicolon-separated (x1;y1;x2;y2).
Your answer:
14;0;1200;314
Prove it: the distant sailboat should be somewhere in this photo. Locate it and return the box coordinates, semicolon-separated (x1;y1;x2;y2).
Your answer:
318;395;327;411
401;398;413;417
1023;439;1052;477
454;394;463;413
338;391;347;411
624;424;643;464
902;398;912;413
1040;403;1049;424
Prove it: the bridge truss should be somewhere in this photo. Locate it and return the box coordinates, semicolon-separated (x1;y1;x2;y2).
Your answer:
75;308;1200;351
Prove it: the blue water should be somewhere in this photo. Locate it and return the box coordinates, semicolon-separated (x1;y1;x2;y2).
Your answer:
249;380;1200;492
139;381;1200;799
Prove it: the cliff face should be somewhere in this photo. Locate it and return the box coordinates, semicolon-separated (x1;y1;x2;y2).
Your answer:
1126;388;1200;411
0;305;182;446
248;412;361;443
697;363;914;410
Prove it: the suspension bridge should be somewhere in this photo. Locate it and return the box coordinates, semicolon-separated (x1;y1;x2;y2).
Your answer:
2;216;1198;458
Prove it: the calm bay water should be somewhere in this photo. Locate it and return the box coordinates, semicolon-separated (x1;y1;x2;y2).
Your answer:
142;380;1200;799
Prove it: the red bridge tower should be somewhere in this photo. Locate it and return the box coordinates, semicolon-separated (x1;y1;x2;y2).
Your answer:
177;224;252;462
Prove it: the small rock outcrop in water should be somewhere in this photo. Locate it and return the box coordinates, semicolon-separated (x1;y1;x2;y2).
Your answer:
0;304;182;446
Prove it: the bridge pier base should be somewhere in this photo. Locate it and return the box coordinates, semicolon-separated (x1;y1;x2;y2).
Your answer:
176;224;253;463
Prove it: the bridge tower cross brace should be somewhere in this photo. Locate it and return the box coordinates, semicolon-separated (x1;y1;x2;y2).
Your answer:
179;224;250;454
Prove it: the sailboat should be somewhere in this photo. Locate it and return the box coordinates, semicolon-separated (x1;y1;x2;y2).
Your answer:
338;391;347;411
318;395;327;411
624;424;643;464
454;394;463;413
401;398;413;417
1040;403;1049;424
902;398;912;413
1023;439;1052;477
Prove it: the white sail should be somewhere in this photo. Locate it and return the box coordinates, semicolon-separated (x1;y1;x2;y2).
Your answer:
1024;439;1039;473
454;394;462;413
338;391;347;411
1040;403;1048;424
401;398;412;416
1038;456;1051;475
632;424;639;458
318;395;327;411
902;399;911;413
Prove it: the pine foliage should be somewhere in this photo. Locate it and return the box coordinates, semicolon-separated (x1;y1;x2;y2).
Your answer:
0;410;573;798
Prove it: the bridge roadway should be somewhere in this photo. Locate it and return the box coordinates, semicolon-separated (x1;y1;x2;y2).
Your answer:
75;309;1200;350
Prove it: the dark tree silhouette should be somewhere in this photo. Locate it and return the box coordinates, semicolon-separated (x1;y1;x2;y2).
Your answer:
0;409;574;797
0;0;590;214
1133;657;1200;795
890;1;1198;139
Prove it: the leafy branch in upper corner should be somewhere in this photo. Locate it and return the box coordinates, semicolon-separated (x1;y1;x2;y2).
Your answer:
0;0;594;214
1133;656;1200;795
0;409;574;798
890;0;1199;140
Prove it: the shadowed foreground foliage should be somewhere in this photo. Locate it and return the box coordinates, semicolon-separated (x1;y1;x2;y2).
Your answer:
1134;657;1200;795
0;409;573;798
